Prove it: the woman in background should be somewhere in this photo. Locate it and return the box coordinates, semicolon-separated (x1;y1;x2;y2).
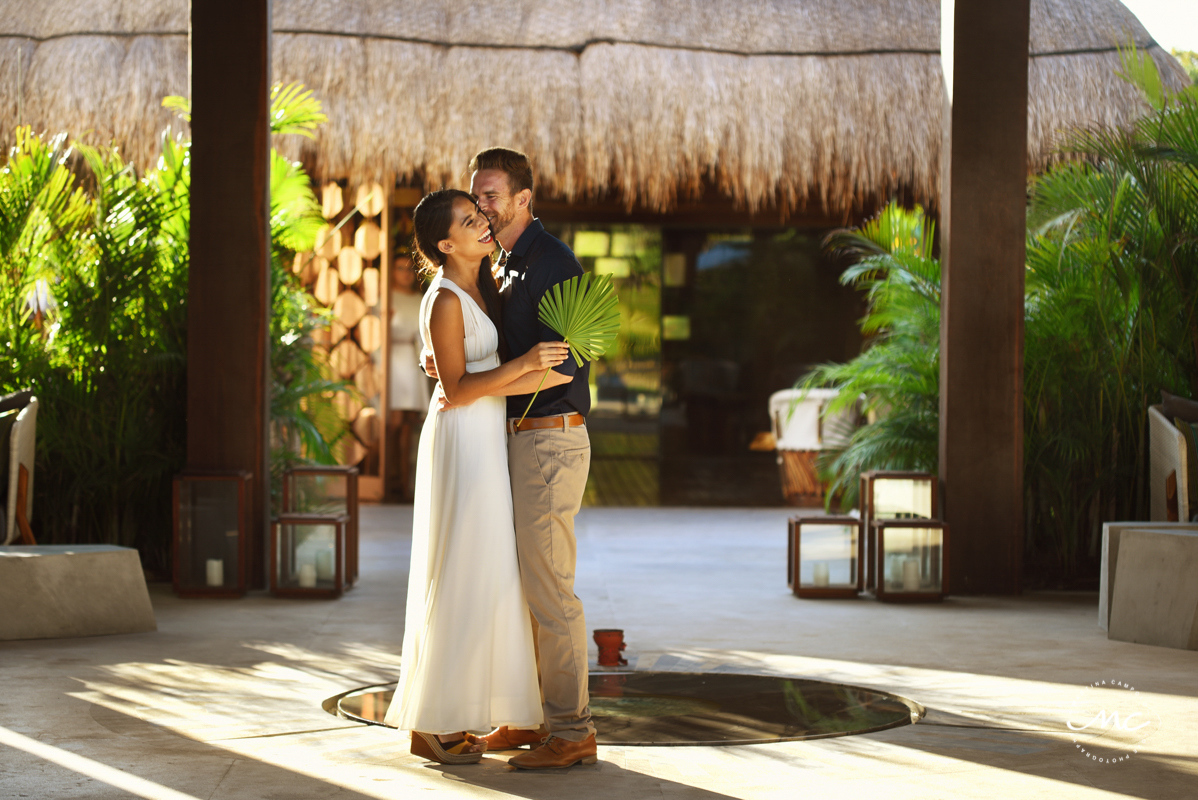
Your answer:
388;255;431;501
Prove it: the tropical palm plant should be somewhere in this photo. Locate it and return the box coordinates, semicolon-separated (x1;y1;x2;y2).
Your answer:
165;83;347;512
795;202;941;510
1021;45;1198;579
1170;49;1198;84
0;129;89;378
0;82;343;570
33;142;189;558
267;147;348;504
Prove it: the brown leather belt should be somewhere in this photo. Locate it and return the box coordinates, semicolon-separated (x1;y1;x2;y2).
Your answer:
507;412;585;434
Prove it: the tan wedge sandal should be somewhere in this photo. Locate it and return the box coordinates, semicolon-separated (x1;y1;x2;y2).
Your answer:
410;731;485;764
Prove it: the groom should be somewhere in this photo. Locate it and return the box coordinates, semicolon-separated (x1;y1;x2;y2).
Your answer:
429;147;597;768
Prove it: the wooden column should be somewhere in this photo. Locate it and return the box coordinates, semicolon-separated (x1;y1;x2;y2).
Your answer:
188;0;272;587
938;0;1029;594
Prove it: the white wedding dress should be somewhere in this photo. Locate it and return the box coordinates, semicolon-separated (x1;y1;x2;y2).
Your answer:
384;273;543;735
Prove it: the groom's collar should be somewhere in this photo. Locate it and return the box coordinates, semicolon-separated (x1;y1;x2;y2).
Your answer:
506;218;545;262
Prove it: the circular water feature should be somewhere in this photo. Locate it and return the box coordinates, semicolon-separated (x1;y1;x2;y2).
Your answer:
326;671;923;746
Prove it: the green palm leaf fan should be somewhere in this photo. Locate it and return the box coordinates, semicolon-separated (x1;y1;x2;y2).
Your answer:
517;272;621;424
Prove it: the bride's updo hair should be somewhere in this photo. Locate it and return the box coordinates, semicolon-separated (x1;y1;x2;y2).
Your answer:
411;189;506;357
412;189;467;275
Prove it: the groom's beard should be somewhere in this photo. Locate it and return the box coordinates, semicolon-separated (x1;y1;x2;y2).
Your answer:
486;203;517;243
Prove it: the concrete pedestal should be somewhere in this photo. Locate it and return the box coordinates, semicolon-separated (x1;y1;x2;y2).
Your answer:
0;545;156;641
1099;522;1198;630
1108;530;1198;650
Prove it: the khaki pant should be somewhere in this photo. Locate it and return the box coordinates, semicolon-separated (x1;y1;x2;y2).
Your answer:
507;422;594;741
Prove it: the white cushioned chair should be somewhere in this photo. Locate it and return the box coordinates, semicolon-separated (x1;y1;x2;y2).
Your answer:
1149;404;1190;523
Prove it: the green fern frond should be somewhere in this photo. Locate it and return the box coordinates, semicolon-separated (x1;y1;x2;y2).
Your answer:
517;273;620;423
270;82;328;138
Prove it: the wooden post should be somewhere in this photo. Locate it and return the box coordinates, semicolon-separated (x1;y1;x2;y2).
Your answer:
187;0;272;587
938;0;1029;594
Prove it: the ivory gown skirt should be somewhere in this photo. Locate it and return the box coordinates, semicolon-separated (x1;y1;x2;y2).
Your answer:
384;275;543;735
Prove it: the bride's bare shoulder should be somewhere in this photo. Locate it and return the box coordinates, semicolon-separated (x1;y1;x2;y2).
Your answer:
428;286;462;324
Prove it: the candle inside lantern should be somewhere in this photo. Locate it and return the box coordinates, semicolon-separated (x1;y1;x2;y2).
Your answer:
902;557;921;591
316;549;335;581
205;558;224;587
299;563;317;588
812;562;830;587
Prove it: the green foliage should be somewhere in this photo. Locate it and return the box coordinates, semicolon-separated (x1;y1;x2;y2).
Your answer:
801;47;1198;584
267;148;348;507
0;129;89;372
1022;47;1198;579
518;273;620;423
1172;50;1198;85
1118;42;1168;110
37;143;189;558
163;82;328;138
796;203;941;509
268;83;329;138
0;84;342;571
0;131;189;563
540;273;622;368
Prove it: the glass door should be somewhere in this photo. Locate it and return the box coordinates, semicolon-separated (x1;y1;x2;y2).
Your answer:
546;223;663;506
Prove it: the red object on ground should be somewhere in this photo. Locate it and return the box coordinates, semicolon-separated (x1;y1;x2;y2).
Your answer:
593;629;628;666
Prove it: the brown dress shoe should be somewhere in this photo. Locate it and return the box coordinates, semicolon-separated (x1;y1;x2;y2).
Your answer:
483;726;546;751
509;734;597;769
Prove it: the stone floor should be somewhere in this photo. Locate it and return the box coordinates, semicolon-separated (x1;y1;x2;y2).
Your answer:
1;505;1196;800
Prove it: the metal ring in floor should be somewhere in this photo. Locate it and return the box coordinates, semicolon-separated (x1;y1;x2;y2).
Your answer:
324;671;924;746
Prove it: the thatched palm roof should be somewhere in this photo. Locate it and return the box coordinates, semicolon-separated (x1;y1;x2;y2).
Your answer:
0;0;1188;216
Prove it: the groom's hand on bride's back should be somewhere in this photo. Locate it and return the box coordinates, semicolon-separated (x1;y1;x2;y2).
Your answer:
434;384;461;412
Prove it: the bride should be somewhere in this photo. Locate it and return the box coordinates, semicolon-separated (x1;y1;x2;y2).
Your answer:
383;189;568;764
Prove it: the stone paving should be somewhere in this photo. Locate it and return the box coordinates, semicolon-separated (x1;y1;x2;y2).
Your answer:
1;505;1195;799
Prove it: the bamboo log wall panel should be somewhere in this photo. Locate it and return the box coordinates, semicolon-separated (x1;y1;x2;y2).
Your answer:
340;437;368;467
329;319;349;346
356;314;382;354
322;183;344;218
314;262;340;305
338;245;364;284
286;180;391;495
330;339;368;378
334;290;367;328
293;252;319;285
354;221;382;260
356;183;385;218
309;256;329;286
316;225;341;260
362;267;380;307
353;407;379;446
354;363;379;397
335;390;362;420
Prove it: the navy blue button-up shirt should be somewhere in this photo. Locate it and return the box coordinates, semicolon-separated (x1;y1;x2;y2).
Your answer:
498;220;591;419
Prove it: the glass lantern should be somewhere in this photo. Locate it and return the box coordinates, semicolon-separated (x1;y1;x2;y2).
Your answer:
283;465;359;586
860;471;937;590
173;471;250;597
869;518;948;602
788;516;862;599
270;513;350;597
